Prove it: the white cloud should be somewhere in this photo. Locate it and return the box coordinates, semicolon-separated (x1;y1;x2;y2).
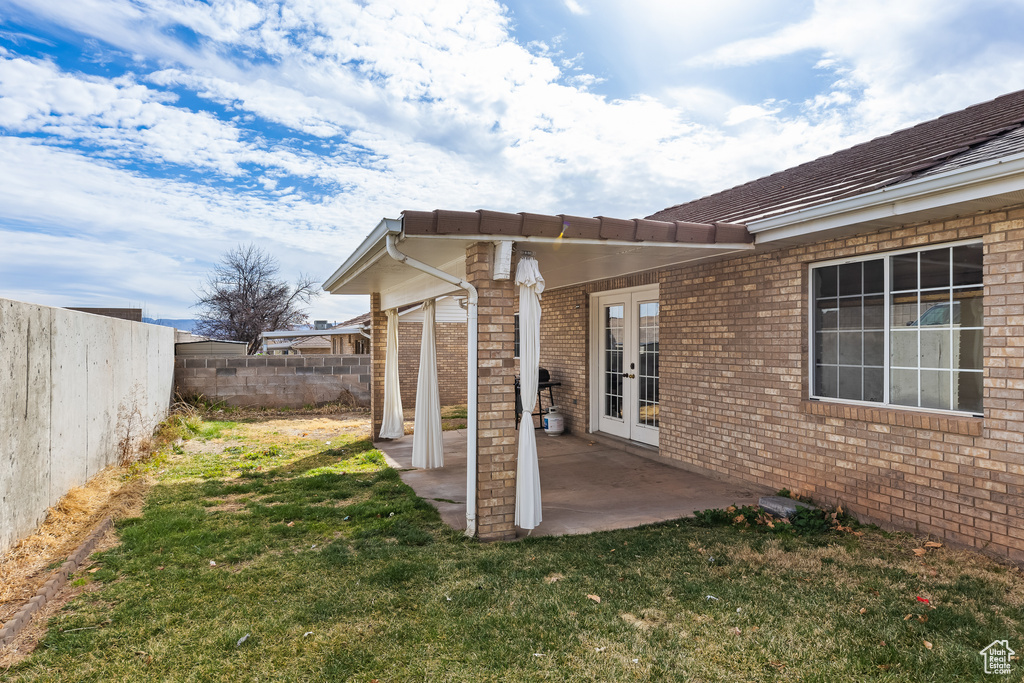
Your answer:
563;0;588;16
2;0;1024;318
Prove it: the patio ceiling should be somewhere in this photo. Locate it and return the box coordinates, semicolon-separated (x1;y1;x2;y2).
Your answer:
323;212;754;309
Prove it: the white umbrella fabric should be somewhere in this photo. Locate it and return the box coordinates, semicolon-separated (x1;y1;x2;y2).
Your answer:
412;299;444;468
379;308;405;439
514;254;545;529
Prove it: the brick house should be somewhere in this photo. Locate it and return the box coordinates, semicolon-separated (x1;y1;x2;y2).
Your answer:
333;298;468;408
324;90;1024;557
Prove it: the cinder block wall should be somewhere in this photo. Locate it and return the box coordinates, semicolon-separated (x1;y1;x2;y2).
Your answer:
0;299;174;554
538;205;1024;563
397;321;468;408
174;355;370;408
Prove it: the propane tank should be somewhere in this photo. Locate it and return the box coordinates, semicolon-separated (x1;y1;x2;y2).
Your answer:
543;406;564;436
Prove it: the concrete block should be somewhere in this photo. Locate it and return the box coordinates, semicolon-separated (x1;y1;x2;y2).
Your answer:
216;367;237;377
759;496;818;518
296;367;314;375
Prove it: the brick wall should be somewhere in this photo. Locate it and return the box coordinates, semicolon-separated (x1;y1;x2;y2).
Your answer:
536;271;658;434
174;355;370;408
397;321;468;408
538;205;1024;562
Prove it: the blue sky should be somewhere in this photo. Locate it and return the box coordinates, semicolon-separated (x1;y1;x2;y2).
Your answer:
3;0;1024;323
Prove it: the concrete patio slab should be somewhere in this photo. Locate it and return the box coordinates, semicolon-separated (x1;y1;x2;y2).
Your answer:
378;429;770;538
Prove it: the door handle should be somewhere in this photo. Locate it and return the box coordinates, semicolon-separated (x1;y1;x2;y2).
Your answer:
621;373;635;379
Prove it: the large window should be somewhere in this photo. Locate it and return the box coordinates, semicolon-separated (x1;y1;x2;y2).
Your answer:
811;241;983;415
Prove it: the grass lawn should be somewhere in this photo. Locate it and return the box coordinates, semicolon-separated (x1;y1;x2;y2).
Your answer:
7;414;1024;682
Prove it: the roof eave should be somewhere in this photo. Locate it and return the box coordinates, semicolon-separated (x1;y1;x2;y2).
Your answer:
322;217;402;293
748;151;1024;245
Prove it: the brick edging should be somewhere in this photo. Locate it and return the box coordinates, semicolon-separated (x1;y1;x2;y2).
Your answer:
0;516;114;650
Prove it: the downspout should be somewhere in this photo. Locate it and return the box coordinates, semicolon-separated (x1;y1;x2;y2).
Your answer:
384;233;479;538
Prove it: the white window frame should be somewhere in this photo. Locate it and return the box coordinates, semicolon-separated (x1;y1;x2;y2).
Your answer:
808;238;983;417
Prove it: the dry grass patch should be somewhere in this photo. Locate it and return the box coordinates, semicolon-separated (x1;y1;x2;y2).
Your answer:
0;467;148;627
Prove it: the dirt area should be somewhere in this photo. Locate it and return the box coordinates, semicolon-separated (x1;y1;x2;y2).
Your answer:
0;412;372;668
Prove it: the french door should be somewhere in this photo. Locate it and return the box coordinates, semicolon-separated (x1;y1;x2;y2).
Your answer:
593;286;660;446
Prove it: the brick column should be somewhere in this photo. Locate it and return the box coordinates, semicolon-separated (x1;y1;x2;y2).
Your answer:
370;292;386;441
467;242;518;541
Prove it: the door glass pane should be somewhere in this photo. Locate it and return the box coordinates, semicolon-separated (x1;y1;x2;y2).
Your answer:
604;305;623;419
637;302;660;427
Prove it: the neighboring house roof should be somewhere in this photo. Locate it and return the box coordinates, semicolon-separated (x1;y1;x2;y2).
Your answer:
335;302;421;328
292;335;330;350
649;89;1024;225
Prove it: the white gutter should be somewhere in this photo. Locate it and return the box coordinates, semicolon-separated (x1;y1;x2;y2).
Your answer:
413;233;755;250
748;150;1024;242
384;231;480;539
323;218;400;291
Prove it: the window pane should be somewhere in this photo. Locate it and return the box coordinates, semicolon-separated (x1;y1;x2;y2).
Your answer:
952;243;983;286
839;366;862;400
816;298;838;330
890;330;917;368
956;329;983;370
839;332;862;365
890;369;918;407
890;292;918;327
954;289;983;327
920;329;950;369
919;247;950;290
838;298;862;329
920;370;950;410
892;253;917;291
816;364;838;398
815;265;838;298
864;367;884;402
955;372;983;414
864;331;884;366
864;295;884;329
839;263;862;296
817;332;838;364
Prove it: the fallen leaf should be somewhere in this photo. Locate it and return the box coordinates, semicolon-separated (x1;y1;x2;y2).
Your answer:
587;594;601;603
287;521;295;527
859;607;867;614
904;614;914;621
733;514;746;524
924;541;943;549
917;615;928;623
732;627;741;635
923;640;933;650
912;548;927;557
877;664;891;671
236;633;249;646
770;661;786;671
88;568;99;573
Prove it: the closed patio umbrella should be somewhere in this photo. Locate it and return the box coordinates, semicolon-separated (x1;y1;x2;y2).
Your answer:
515;253;544;529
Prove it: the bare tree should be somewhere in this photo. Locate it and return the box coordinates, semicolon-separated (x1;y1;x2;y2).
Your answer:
193;244;320;354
